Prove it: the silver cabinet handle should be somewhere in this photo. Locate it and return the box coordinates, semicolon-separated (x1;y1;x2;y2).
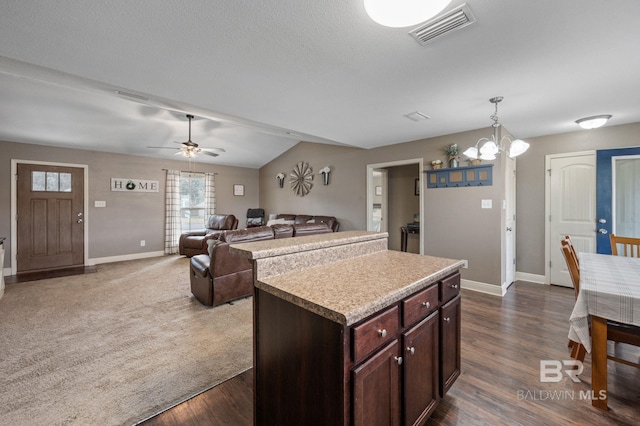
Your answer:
451;284;458;289
421;301;430;309
394;356;403;365
443;317;450;323
378;329;387;338
406;346;415;355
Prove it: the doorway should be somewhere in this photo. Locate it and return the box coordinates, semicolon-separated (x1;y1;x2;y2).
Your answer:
367;159;423;254
11;160;89;274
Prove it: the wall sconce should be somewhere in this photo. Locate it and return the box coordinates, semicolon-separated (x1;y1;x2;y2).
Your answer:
319;166;331;185
575;115;611;129
276;173;285;188
462;97;530;161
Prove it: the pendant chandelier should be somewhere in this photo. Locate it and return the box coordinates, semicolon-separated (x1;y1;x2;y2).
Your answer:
463;97;530;161
364;0;452;28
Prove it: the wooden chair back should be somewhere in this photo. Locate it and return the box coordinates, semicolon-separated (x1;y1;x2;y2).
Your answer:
561;238;580;298
610;234;640;257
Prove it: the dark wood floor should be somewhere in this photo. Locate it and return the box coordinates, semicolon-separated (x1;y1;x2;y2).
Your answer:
142;282;640;425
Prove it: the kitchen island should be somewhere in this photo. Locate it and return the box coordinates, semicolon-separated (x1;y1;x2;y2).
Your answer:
231;230;464;426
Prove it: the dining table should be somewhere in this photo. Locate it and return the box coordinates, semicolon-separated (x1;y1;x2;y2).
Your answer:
568;252;640;410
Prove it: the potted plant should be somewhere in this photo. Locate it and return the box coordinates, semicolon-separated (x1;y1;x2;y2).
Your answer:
444;144;459;168
431;159;443;169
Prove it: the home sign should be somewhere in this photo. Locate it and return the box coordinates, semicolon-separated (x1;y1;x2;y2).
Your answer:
111;178;159;193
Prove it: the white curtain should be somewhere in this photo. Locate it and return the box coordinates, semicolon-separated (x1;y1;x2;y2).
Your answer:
204;172;216;218
164;170;181;254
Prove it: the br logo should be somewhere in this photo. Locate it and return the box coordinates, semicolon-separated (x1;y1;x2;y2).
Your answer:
540;360;583;383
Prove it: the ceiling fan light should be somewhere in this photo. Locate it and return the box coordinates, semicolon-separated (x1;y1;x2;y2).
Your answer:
575;115;611;129
364;0;452;28
508;139;530;158
462;146;478;159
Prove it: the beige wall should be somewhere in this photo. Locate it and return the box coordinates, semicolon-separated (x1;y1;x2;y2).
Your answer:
516;122;640;276
259;128;506;287
0;140;259;264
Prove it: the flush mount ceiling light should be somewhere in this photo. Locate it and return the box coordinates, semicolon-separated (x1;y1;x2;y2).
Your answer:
462;97;530;161
364;0;453;28
575;115;612;130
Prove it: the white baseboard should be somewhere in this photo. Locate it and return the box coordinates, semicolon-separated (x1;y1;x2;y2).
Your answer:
88;251;165;265
461;279;506;297
515;271;546;284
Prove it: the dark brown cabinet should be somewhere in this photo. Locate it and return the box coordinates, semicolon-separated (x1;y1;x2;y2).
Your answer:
254;271;461;426
402;312;439;425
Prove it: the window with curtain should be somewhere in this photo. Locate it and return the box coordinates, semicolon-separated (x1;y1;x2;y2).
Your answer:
165;170;216;255
180;172;206;231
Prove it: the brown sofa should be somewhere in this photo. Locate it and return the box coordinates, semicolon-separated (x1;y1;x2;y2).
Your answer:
189;222;333;306
179;214;239;257
272;214;340;232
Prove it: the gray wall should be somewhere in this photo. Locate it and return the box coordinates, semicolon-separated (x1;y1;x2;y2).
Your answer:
0;140;259;262
259;128;505;287
516;122;640;276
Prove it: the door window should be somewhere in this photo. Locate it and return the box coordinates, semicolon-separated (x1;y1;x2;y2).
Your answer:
32;171;72;192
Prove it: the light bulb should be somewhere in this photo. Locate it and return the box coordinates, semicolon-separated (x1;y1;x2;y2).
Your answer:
364;0;452;28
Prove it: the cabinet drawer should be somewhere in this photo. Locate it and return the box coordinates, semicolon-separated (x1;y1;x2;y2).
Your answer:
402;284;438;327
352;305;400;363
440;273;460;303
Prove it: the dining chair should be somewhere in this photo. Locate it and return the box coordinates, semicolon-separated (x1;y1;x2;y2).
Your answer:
561;238;640;367
609;234;640;257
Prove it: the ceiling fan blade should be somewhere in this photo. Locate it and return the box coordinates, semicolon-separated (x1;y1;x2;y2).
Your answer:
201;147;226;153
201;150;219;157
148;146;180;149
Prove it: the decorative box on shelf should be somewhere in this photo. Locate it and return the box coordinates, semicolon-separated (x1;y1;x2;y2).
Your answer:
425;164;493;188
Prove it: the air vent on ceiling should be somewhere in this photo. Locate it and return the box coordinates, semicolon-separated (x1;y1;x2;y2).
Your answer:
409;3;476;46
404;111;431;122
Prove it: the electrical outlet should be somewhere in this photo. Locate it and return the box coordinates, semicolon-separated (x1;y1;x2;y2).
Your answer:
140;240;145;247
462;259;469;269
481;199;492;209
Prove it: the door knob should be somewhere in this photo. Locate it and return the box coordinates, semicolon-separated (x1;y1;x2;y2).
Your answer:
598;218;606;224
598;228;608;234
77;218;83;224
506;227;512;231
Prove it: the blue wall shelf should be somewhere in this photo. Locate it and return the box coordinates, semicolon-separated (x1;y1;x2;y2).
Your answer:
425;164;493;188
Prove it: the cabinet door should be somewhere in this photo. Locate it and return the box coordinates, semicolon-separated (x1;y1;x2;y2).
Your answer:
352;340;401;426
403;312;439;426
440;294;461;396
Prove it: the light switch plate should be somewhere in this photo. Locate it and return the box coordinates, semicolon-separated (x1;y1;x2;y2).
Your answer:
481;199;492;209
95;200;106;207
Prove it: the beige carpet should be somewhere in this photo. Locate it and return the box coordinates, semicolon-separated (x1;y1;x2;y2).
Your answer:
0;255;253;426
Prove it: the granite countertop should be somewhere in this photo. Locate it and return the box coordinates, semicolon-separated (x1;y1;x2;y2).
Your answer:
256;250;464;326
230;230;388;260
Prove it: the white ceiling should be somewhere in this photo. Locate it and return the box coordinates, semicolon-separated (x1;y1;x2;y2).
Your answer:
1;1;639;169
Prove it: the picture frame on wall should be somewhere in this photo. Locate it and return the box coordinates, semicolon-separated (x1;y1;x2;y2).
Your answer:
414;178;420;196
233;184;245;196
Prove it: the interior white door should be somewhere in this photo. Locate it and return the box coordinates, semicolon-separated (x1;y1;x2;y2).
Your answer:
548;153;596;287
505;157;516;286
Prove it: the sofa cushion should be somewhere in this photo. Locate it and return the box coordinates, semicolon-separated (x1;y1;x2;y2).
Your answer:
293;222;332;236
206;214;237;231
276;214;297;221
272;224;294;239
312;216;338;231
222;226;275;243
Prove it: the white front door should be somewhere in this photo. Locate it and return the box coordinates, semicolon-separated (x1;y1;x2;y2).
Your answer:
547;152;597;287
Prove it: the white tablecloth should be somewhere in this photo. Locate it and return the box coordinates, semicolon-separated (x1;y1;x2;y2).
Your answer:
568;252;640;352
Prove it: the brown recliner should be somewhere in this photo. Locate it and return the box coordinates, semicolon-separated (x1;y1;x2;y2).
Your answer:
179;214;239;257
189;223;333;306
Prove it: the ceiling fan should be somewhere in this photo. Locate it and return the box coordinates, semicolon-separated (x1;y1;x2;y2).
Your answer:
148;114;225;158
